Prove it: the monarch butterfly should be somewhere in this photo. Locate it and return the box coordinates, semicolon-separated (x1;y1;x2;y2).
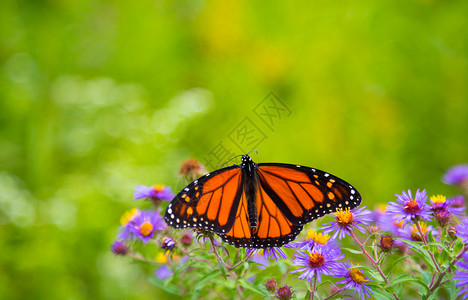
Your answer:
164;154;362;249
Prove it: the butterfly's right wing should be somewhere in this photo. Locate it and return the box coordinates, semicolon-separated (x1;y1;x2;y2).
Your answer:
165;166;244;235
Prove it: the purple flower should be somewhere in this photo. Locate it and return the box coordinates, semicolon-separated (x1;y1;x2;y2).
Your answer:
443;164;468;185
447;195;467;218
248;250;270;269
457;218;468;244
291;244;344;282
133;184;174;201
429;195;454;226
386;189;431;227
377;213;405;237
110;240;129;256
155;264;173;280
263;247;287;260
321;206;372;240
335;261;372;300
285;229;335;251
119;210;166;243
453;251;468;299
400;222;434;243
247;247;287;263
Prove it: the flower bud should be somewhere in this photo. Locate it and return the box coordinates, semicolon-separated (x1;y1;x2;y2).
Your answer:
264;279;277;292
275;285;294;300
181;232;193;246
378;235;395;252
111;240;129;256
161;237;176;251
179;158;207;181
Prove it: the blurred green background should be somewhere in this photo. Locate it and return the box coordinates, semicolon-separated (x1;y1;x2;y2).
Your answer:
1;0;467;299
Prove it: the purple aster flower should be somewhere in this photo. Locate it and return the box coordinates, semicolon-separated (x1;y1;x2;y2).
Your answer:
386;189;431;227
335;261;373;300
321;206;372;240
263;247;287;260
291;243;344;282
443;164;468;185
110;240;129;256
285;229;335;251
248;250;269;269
453;251;468;299
120;210;166;243
155;264;173;280
247;247;287;263
429;195;455;226
133;184;174;201
448;195;467;218
399;222;435;243
377;213;405;237
457;218;468;244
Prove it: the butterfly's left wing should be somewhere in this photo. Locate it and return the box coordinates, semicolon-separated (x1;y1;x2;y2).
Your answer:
244;163;362;248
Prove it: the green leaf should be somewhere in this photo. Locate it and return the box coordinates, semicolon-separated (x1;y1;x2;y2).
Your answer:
386;274;413;287
367;285;394;300
387;255;410;277
238;279;268;296
452;240;464;256
341;247;364;255
428;230;435;243
386;274;430;293
148;277;182;296
193;269;221;292
397;239;437;270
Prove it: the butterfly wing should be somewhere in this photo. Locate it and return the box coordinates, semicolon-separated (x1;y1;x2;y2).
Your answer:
220;181;304;248
164;166;243;234
257;163;362;224
165;160;362;249
232;163;362;248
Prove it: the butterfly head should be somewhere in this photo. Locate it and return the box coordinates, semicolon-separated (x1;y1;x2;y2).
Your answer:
241;154;252;164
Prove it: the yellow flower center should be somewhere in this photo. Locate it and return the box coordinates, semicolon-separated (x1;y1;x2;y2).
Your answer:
349;268;368;283
307;230;330;245
410;222;428;241
308;252;325;268
430;194;446;204
153;184;165;193
156;252;168;263
140;222;154;237
334;209;354;225
377;204;386;213
120;208;139;226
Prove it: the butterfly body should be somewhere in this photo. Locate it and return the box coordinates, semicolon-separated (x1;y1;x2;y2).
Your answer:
164;155;362;249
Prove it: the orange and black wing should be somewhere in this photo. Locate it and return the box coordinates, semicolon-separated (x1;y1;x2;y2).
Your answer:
257;163;361;224
220;181;304;248
164;166;243;234
231;163;361;248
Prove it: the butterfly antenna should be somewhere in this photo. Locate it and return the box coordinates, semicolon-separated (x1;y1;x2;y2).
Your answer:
247;150;258;156
221;154;243;168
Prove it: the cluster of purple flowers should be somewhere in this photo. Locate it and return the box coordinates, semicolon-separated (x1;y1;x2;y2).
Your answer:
110;163;468;299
